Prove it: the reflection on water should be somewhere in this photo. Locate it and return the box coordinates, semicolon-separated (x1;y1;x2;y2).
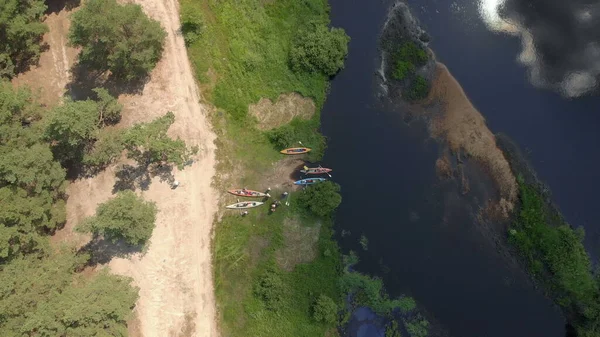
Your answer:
478;0;600;97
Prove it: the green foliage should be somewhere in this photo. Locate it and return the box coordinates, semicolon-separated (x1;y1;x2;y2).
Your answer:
82;128;125;168
386;320;402;337
393;61;415;80
397;296;417;314
510;182;600;336
69;0;166;81
0;249;138;336
397;42;427;67
180;6;203;46
296;181;342;218
266;117;326;161
390;42;430;101
0;0;48;78
254;270;286;311
403;315;430;337
312;294;338;324
93;87;123;126
45;100;100;160
340;272;396;315
405;75;429;101
0;83;66;260
290;25;350;76
78;190;157;245
123;112;198;169
182;0;332;120
359;234;369;251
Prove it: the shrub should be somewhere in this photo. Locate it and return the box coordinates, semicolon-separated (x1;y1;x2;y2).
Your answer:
404;75;429;101
180;7;203;46
393;61;415;80
312;294;338;324
266;118;326;161
254;270;285;310
296;181;342;218
290;25;350;76
403;315;429;337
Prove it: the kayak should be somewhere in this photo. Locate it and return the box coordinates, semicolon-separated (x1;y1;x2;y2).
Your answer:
225;201;264;209
228;189;268;197
280;147;311;155
294;178;327;185
300;167;332;175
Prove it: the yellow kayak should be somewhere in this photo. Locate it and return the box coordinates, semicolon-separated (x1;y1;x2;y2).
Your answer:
280;147;311;155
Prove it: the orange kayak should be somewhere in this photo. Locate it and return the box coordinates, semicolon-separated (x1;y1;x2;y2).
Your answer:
228;189;268;197
280;147;311;155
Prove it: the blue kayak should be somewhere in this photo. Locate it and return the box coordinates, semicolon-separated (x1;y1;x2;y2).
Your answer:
294;178;327;185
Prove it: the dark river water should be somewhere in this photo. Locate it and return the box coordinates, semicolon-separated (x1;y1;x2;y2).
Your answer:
318;0;595;336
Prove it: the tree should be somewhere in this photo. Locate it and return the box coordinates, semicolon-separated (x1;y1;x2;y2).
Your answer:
0;249;138;336
123;112;197;169
45;100;100;161
93;87;122;126
290;25;350;76
296;181;342;217
312;294;338;324
0;0;48;78
69;0;166;81
82;128;125;168
78;190;157;245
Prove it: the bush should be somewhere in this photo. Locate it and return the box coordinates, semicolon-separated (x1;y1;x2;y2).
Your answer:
180;7;203;46
254;270;285;310
404;75;429;101
78;190;157;245
397;42;428;67
69;0;166;81
312;294;338;324
393;61;415;80
403;315;429;337
290;25;350;76
296;181;342;217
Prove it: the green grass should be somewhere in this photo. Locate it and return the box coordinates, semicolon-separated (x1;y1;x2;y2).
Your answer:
182;0;330;120
510;180;600;336
181;0;344;335
214;195;341;337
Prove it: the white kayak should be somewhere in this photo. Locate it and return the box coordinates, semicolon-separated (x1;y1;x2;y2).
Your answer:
225;201;264;209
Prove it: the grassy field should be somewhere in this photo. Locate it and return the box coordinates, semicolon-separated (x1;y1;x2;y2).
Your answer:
180;0;344;335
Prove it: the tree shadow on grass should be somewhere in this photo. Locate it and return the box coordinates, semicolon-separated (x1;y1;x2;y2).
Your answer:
79;235;144;265
112;163;175;193
66;62;149;101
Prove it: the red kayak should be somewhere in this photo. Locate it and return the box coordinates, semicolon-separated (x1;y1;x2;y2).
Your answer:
228;189;269;197
300;166;332;175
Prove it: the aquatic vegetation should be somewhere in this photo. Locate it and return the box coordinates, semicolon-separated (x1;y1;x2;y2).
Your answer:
386;320;403;337
360;234;369;250
403;315;430;337
511;181;600;336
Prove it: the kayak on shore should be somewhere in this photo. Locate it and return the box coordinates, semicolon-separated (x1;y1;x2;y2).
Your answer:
294;178;327;185
228;189;269;197
300;166;332;175
225;201;264;209
280;147;311;155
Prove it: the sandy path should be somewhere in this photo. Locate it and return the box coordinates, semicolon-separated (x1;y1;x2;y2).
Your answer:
64;0;219;335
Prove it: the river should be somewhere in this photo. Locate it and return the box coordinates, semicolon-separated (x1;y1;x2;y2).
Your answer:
320;0;574;336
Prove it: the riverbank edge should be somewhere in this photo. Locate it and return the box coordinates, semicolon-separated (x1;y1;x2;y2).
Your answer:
178;1;352;336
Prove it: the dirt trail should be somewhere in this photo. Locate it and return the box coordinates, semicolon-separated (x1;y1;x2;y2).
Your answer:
49;0;218;335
